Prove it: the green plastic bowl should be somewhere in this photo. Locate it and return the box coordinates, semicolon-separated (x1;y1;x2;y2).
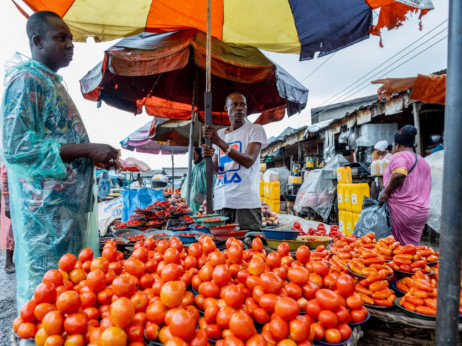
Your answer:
199;216;229;228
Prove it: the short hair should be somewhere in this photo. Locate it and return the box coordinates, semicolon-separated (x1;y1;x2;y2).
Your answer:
226;92;246;103
26;11;62;43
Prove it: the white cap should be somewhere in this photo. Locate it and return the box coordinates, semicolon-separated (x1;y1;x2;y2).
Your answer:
374;140;388;151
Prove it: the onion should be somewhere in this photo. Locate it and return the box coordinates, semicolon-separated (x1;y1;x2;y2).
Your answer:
262;222;267;227
266;221;273;225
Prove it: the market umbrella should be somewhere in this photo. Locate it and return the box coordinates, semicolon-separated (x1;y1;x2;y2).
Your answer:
120;121;188;154
14;0;434;61
80;29;308;125
120;122;188;190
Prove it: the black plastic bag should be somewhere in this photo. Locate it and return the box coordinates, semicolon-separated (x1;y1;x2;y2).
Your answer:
353;197;392;239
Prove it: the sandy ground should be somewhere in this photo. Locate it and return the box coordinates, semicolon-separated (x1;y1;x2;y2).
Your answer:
0;249;17;345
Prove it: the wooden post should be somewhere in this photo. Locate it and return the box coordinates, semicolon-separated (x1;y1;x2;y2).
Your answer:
412;102;423;156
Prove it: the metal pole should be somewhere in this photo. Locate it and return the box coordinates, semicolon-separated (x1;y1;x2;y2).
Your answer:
435;0;462;344
298;142;302;161
186;113;196;207
412;102;423;156
170;141;175;192
204;0;213;214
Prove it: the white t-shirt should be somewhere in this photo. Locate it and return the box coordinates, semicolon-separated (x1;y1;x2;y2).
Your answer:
213;122;267;210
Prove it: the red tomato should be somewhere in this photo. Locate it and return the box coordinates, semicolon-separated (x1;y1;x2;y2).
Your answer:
346;295;364;310
315;289;342;311
337;323;352;341
277;243;290;257
260;272;284;294
324;328;342;344
274;297;300;321
318;310;338;329
229;312;257;340
336;274;356;297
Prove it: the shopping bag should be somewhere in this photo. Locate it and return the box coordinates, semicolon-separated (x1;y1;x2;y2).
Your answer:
122;188;164;221
353;197;392;239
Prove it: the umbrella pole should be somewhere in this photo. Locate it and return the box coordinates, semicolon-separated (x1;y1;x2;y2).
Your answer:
171;142;175;192
435;0;462;344
186;113;196;207
187;73;198;207
205;0;213;214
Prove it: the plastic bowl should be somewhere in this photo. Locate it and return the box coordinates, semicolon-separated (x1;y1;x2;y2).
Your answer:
214;230;248;241
209;224;239;235
199;216;229;228
262;229;300;240
265;238;309;251
297;235;332;249
192;214;219;222
176;231;205;243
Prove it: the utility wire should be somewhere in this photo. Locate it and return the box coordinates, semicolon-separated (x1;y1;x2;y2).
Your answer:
315;19;448;108
300;53;336;84
332;29;447;103
310;34;447;124
336;35;447;101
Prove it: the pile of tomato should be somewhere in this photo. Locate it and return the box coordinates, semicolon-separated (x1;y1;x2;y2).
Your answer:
13;231;375;346
202;218;222;222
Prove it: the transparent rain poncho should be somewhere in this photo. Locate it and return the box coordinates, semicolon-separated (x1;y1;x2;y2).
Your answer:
0;55;98;311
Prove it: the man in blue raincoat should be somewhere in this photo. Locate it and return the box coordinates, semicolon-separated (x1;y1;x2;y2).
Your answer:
0;11;118;310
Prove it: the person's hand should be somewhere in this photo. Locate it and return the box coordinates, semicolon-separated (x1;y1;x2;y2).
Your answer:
86;144;119;166
202;126;220;144
371;77;417;101
378;190;390;203
201;144;215;158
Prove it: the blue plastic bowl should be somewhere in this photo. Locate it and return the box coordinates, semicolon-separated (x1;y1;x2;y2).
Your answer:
262;229;301;240
189;223;211;233
177;230;205;243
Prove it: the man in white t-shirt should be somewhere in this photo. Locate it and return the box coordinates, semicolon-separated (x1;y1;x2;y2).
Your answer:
202;92;268;231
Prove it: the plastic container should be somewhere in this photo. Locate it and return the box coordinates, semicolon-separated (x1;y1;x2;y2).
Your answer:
337;184;346;211
267;198;281;214
370;160;380;176
288;176;302;184
345;212;354;236
350;183;370;214
379;159;389;175
352;212;361;230
337;166;352;184
338;210;345;233
263;181;270;198
267;182;280;200
264;171;279;182
344;184;352;212
259;180;264;197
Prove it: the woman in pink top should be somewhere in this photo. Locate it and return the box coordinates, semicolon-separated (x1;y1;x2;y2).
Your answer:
379;125;431;245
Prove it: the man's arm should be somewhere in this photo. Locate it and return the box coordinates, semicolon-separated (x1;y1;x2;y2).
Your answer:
203;125;262;169
60;143;118;166
378;173;406;202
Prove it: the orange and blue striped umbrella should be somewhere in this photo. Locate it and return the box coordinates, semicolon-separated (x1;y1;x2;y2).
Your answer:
14;0;434;60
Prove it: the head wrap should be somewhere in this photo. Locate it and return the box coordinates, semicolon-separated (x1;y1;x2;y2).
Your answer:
394;125;417;147
374;140;388;151
193;147;203;163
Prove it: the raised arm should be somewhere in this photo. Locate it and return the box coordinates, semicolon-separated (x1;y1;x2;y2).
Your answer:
202;125;262;169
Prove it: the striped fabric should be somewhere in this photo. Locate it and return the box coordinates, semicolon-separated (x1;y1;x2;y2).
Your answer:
14;0;434;60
